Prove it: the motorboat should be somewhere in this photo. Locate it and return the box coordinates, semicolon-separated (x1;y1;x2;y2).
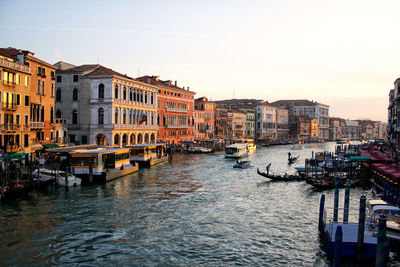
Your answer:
233;160;251;169
367;204;400;242
288;155;299;164
33;168;81;186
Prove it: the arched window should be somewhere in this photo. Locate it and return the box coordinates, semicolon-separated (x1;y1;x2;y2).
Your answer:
123;87;127;100
144;92;147;103
133;89;137;102
72;110;78;124
129;88;133;101
114;108;118;124
56;109;61;118
98;108;104;125
123;109;126;124
114;85;118;99
129;110;132;124
73;88;78;101
151;93;154;105
56;88;62;101
98;84;104;99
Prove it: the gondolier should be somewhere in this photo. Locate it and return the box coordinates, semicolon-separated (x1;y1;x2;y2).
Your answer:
266;163;271;175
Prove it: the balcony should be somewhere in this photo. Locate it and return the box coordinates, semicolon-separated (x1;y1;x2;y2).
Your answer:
30;122;45;129
2;103;17;111
165;124;189;129
90;98;112;104
113;124;158;130
165;107;187;113
3;80;16;87
0;57;30;73
0;124;20;132
55;118;67;124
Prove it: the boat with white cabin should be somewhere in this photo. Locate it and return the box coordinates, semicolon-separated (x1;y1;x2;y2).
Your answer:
225;143;249;158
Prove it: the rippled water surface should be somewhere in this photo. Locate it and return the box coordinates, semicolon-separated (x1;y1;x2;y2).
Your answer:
1;142;399;266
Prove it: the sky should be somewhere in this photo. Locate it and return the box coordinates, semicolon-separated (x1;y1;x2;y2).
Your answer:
1;0;399;122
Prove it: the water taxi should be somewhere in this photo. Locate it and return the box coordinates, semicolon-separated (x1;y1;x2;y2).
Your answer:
231;138;257;153
225;143;248;158
127;143;169;167
70;147;138;182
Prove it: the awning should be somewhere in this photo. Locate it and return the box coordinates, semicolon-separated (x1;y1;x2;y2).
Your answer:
1;152;27;161
31;144;44;151
42;143;60;149
349;156;371;162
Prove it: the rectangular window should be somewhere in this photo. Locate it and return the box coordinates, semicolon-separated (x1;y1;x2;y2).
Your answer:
37;66;41;74
16;115;20;125
24;134;29;147
25;76;29;86
51;71;55;79
16;74;20;85
56;76;62;82
81;135;87;144
25;95;29;106
73;75;79;82
16;94;20;105
25;115;28;126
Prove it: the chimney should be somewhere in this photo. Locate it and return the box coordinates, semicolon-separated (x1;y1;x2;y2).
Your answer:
188;86;190;91
174;80;177;86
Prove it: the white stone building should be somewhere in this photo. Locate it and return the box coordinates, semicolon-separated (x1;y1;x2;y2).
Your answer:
54;63;157;146
256;104;277;139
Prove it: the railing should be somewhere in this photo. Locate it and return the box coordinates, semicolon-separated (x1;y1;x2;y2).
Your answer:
0;57;30;73
0;124;20;131
55;118;66;124
165;124;189;129
3;80;16;87
165;107;187;113
90;98;112;104
114;124;158;130
30;122;45;129
2;103;17;111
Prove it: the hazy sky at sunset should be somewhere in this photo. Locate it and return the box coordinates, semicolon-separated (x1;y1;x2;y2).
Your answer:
1;0;399;121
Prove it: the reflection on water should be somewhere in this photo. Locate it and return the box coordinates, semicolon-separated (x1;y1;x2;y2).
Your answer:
0;142;399;265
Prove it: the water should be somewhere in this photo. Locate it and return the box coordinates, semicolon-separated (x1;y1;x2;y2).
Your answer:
0;142;399;266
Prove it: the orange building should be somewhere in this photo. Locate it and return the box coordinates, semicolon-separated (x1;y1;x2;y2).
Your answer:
136;76;196;145
0;48;63;154
194;97;216;139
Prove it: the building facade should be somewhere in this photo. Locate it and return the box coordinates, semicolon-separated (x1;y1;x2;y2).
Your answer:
137;76;196;145
55;63;158;146
0;48;61;154
194;97;216;139
215;105;229;138
256;104;277;140
271;99;329;140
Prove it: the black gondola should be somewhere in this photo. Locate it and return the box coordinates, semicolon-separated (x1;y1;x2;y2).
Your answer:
256;168;303;181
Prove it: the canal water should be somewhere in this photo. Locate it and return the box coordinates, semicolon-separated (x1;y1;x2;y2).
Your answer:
0;142;399;266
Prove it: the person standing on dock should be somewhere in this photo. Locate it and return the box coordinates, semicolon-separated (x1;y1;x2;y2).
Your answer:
288;152;291;159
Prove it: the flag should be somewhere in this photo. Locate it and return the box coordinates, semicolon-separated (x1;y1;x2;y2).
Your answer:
139;113;147;125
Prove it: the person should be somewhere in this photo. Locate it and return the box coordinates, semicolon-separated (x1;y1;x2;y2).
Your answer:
266;163;271;175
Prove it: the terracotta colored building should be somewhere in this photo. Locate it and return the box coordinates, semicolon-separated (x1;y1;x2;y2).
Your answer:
215;105;229;138
0;48;64;154
137;76;196;145
194;97;216;139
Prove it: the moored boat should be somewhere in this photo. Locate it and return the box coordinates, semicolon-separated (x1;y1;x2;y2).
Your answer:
71;147;139;183
127;143;168;167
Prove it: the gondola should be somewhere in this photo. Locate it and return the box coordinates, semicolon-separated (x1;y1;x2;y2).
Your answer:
256;168;303;181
